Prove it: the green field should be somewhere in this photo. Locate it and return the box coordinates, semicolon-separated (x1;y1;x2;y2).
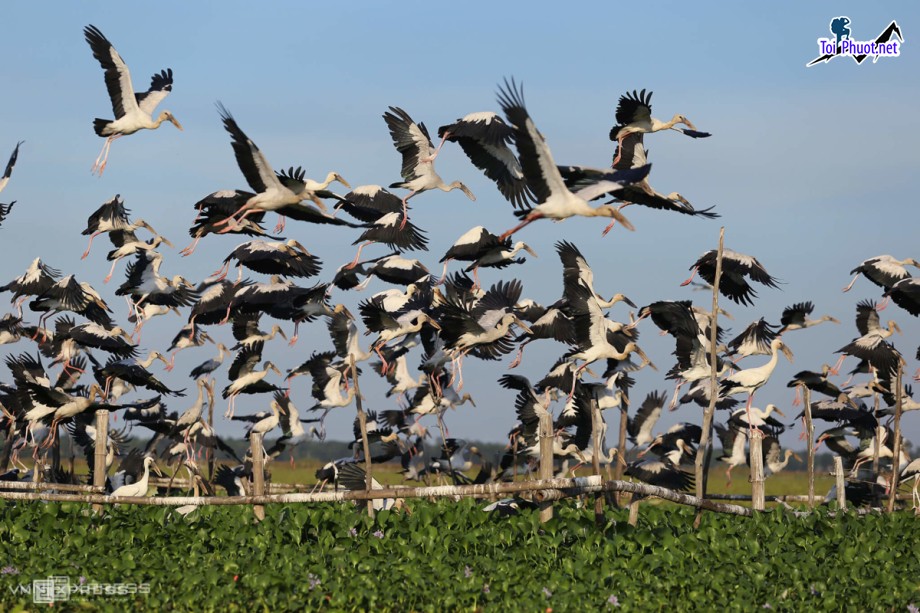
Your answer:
2;492;919;611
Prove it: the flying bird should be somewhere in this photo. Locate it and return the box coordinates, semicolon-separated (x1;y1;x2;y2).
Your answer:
83;25;182;176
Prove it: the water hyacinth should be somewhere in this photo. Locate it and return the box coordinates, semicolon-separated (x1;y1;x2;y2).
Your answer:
543;587;553;598
464;565;472;578
0;566;19;575
373;530;384;539
608;595;620;607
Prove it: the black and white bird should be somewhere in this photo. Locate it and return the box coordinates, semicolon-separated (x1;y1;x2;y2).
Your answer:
777;301;839;335
437;112;534;209
383;106;476;228
439;226;536;288
832;299;902;376
883;278;920;316
842;255;919;293
681;248;780;306
609;89;710;149
221;341;283;418
83;25;182;176
212;239;322;282
495;79;648;240
211;104;350;234
0;141;22;228
0;140;22;196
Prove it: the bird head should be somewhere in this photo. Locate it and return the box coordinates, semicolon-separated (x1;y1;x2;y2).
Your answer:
594;204;635;231
331;172;351;189
161;111;183;131
450;181;476;201
420;313;441;331
610;293;637;308
271;325;288;341
461;393;476;407
518;242;539;258
511;315;532;335
889;321;902;335
765;403;785;418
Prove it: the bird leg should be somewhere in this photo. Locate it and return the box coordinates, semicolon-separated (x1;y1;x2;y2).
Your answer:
81;231;103;260
288;321;301;346
668;379;684;411
374;342;390;374
841;273;860;292
471;266;481;291
224;395;237;419
209;261;231;282
508;341;529;370
828;354;846;377
601;204;632;237
273;214;287;234
214;204;257;234
424;132;450;164
103;257;121;284
345;242;372;270
875;296;890;311
399;191;417;230
679;267;699;287
179;235;203;257
91;134;121;177
792;385;802;407
499;212;543;242
725;465;734;488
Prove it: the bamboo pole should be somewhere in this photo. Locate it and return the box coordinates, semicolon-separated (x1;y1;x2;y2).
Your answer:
834;456;846;511
803;386;815;508
887;367;904;513
0;476;754;516
591;403;604;524
539;412;554;523
694;227;725;525
350;355;374;518
207;379;216;482
250;432;265;521
92;410;109;513
749;430;765;511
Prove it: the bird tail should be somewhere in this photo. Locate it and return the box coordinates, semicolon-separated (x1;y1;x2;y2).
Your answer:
93;119;111;137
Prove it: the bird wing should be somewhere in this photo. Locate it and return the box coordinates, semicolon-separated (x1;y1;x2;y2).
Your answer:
780;301;814;327
383;106;434;182
439;113;534;209
84;25;139;120
216;103;278;194
496;78;562;205
614;89;653;131
1;141;22;191
339;185;403;222
228;341;264;381
135;69;173;115
854;299;880;336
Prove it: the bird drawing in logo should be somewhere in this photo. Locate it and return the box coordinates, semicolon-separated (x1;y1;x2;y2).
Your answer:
830;17;851;45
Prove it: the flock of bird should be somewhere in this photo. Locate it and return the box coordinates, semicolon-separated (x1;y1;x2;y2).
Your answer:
1;25;919;510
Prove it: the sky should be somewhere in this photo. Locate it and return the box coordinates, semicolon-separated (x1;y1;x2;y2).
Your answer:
0;2;918;455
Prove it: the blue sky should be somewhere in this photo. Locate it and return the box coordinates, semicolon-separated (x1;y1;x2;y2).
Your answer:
1;2;918;452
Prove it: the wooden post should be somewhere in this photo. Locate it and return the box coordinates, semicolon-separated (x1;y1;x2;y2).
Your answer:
207;379;215;482
802;386;815;508
250;432;265;521
591;403;604;524
834;456;846;512
871;392;881;474
887;367;903;513
350;356;374;518
614;404;628;506
749;430;765;511
538;412;553;523
694;227;725;522
628;498;640;526
92;410;109;513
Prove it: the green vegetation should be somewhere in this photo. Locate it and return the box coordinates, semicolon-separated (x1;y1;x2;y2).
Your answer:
1;499;918;611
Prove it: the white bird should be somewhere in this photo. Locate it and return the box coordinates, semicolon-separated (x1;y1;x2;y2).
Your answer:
495;79;646;240
383;106;476;228
84;25;182;176
110;456;158;497
719;338;794;428
842;255;920;293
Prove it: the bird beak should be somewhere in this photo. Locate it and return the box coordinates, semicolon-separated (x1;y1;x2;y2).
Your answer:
160;236;174;249
270;364;283;376
426;318;442;331
155;354;170;367
616;451;627;467
277;328;288;341
773;406;786;417
513;317;532;335
636;348;657;371
621;295;637;308
335;174;351;189
523;244;538;258
892;322;902;334
792;452;802;462
781;345;794;363
828;317;840;324
168;115;184;131
612;207;635;231
459;184;476;201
